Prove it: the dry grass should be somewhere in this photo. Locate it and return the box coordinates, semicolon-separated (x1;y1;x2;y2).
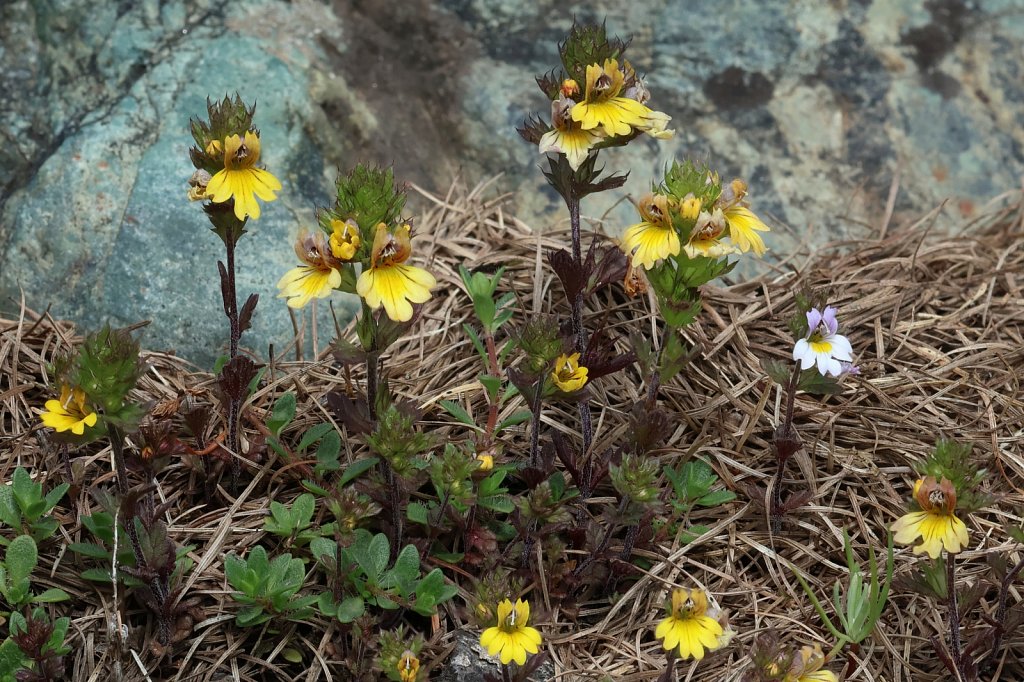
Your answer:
1;178;1023;682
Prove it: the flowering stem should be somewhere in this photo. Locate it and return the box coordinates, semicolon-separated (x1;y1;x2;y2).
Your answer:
483;330;501;443
566;190;594;458
221;234;243;486
529;380;544;467
946;553;964;677
770;364;803;532
366;352;379;421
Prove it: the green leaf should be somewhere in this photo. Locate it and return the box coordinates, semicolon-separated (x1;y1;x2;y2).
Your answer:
282;649;303;664
695;490;737;508
496;410;532;434
0;484;20;528
267;393;297;436
759;357;793;387
390;545;420;585
46;617;71;656
293;494;316;528
339;457;379;487
43;483;69;511
439;400;478;429
296;423;336;451
406;502;429;525
5;534;38;586
366;533;390;579
336;595;365;622
0;638;27;676
68;542;110;559
478;375;502;402
797;368;843;395
310;537;336;563
314;431;342;475
463;323;487;364
32;588;71;603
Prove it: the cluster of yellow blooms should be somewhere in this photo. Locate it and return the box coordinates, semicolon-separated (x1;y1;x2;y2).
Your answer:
188;130;282;221
622;177;770;271
538;58;672;170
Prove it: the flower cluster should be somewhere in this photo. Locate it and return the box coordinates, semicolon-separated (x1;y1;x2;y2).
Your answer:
623;162;770;329
521;23;672;172
654;588;731;661
276;167;436;322
479;598;543;666
891;476;970;559
37;326;142;443
188;96;281;225
622;171;770;273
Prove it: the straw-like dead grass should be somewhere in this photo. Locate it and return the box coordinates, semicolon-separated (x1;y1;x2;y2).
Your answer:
1;178;1023;681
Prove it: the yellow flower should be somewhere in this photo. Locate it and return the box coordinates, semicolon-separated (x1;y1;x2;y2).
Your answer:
276;230;343;309
684;209;736;259
40;386;98;436
571;59;653;137
679;194;702;222
717;179;769;256
637;109;675;139
356;223;436;322
654;588;725;661
552;352;588;392
397;650;419;682
329;218;361;261
891;477;970;558
206;131;282;221
785;645;837;682
622;194;680;269
479;598;543;666
476;453;494;471
539;97;604;171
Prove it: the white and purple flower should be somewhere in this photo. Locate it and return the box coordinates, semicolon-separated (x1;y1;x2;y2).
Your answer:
792;306;854;377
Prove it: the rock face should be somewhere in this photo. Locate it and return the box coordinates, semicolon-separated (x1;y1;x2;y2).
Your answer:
1;0;1022;364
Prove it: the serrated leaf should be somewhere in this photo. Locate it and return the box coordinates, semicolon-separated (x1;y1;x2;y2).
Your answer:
406;502;429;525
496;410;532;433
759;357;793;386
797;368;843;395
440;400;478;428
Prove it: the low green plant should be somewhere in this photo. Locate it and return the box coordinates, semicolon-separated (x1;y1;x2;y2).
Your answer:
224;545;316;627
263;493;332;546
0;535;69;607
663;459;737;541
793;530;893;652
0;608;70;681
0;469;69;544
312;530;456;623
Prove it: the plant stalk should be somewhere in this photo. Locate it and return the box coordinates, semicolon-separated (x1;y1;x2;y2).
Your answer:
770;363;803;531
947;553;964;678
566;191;594;458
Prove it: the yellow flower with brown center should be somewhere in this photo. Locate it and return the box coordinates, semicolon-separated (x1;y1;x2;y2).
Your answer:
891;476;970;558
654;588;725;661
552;352;588;392
538;96;605;171
622;193;680;269
329;218;361;261
356;223;436;322
717;179;770;257
479;598;543;665
785;644;837;682
205;131;282;221
276;230;343;309
397;650;419;682
684;209;736;259
40;386;98;436
571;58;653;137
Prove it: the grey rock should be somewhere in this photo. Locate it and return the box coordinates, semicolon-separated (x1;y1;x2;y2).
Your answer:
2;0;1022;364
437;630;554;682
